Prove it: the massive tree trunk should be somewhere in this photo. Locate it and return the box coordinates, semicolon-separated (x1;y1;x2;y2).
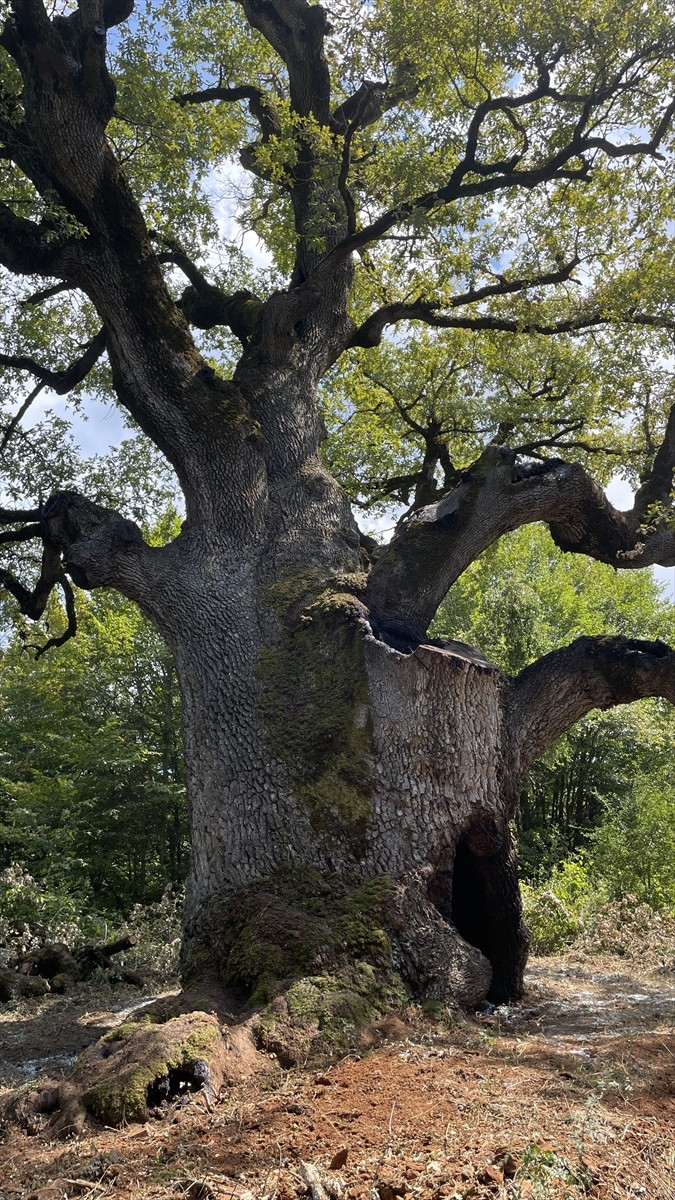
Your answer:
40;391;675;1023
174;577;525;1010
150;515;675;1014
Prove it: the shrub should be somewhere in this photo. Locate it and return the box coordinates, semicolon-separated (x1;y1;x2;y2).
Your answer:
572;896;675;967
522;885;581;955
0;864;107;965
117;886;183;979
522;857;596;955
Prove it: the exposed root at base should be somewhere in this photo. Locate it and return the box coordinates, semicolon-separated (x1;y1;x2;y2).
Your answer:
0;1008;264;1137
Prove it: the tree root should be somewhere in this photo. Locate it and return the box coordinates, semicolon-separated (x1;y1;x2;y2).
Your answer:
0;1007;265;1138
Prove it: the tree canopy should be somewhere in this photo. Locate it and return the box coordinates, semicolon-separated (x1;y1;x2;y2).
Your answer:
1;0;675;592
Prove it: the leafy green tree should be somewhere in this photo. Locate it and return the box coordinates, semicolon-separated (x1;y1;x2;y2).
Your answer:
590;778;675;907
1;0;675;1027
0;587;187;911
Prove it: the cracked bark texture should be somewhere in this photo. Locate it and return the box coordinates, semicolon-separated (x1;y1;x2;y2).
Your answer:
2;0;675;1015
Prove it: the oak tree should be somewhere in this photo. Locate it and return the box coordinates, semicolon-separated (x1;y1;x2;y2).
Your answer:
2;0;675;1039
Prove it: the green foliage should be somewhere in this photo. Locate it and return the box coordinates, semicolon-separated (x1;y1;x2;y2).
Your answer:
517;1142;594;1195
119;887;183;979
0;587;188;915
525;861;675;961
590;780;675;908
522;858;594;954
0;864;107;964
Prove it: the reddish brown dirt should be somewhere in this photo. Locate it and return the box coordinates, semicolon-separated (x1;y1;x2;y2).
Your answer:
0;957;674;1200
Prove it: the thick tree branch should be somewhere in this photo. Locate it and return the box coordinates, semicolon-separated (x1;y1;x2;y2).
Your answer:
235;0;331;122
102;0;134;30
348;258;583;348
0;492;154;636
350;303;675;348
312;85;675;283
20;282;74;307
0;204;76;278
0;522;43;546
173;80;280;141
364;447;675;647
0;506;42;522
174;83;265;109
0;490;199;658
152;238;265;344
0;1;221;467
508;636;675;776
40;491;150;595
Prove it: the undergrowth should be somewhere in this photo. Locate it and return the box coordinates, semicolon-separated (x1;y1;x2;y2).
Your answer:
0;865;181;981
522;857;675;967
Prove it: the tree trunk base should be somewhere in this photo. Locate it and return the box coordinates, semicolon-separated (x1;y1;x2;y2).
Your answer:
0;852;529;1134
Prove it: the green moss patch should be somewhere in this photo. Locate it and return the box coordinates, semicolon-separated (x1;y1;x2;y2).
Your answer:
70;1012;225;1126
253;959;406;1066
257;578;373;839
184;866;406;1065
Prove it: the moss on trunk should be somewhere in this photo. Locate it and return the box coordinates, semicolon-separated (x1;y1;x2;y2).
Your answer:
72;1012;225;1125
181;865;406;1064
257;577;373;838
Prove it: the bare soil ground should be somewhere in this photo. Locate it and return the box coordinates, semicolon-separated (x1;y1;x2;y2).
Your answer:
0;955;673;1200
